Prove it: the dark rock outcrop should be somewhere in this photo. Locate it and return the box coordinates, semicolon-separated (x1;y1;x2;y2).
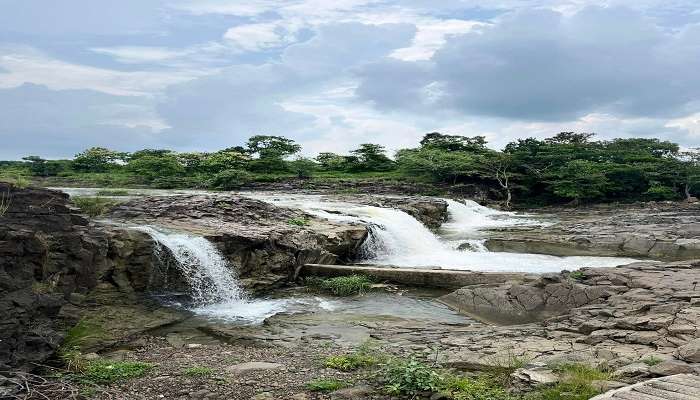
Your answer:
0;183;170;370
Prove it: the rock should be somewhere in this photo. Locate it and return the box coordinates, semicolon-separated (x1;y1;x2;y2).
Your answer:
511;367;559;387
612;362;650;379
331;385;375;399
166;333;186;348
591;380;627;392
225;362;284;375
251;392;274;400
649;360;695;376
677;339;700;362
290;394;309;400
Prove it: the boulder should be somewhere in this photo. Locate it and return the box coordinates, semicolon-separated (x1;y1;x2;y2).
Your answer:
677;338;700;362
649;360;695;376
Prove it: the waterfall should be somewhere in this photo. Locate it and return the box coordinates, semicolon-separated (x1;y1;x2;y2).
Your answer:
242;193;638;273
137;226;288;323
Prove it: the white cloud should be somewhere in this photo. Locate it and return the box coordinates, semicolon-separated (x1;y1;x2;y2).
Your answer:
223;23;295;52
391;20;487;61
0;47;207;96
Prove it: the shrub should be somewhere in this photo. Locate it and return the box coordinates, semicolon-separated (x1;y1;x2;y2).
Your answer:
324;353;376;371
307;275;374;296
71;196;119;217
208;169;252;190
383;357;443;396
305;378;348;392
184;366;215;377
525;362;611;400
287;217;310;226
569;271;586;281
443;376;514;400
83;360;153;384
641;356;663;366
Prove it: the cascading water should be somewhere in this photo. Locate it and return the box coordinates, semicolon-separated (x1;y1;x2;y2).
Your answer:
245;193;638;273
137;226;289;324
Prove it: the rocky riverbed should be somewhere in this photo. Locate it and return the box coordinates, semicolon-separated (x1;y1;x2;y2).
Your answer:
2;184;700;399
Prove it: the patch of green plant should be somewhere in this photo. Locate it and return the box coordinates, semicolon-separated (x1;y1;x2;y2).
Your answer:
71;196;120;217
382;357;443;396
443;376;515;400
484;352;529;386
287;217;310;226
95;189;130;196
525;362;611;400
184;366;215;377
0;188;11;216
305;378;349;392
569;271;586;281
82;360;153;384
324;352;376;371
641;356;663;366
60;320;106;355
307;274;374;296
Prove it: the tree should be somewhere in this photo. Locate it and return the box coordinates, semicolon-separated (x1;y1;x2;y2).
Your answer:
396;148;477;184
289;157;317;179
545;132;595;145
316;152;348;171
22;156;65;176
201;150;250;173
420;132;488;153
126;154;184;182
349;144;395;171
551;160;610;203
72;147;125;172
128;149;173;160
178;152;209;173
208;169;252;190
246;135;301;159
480;153;518;208
678;150;700;200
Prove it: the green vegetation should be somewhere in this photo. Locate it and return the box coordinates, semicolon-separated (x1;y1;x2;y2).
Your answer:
307;274;374;296
641;356;663;366
305;378;349;392
324;351;377;371
383;357;444;396
71;196;120;217
82;360;153;384
287;217;310;226
0;188;10;216
95;189;130;196
60;320;107;354
4;132;699;207
523;363;610;400
183;366;215;378
569;271;586;281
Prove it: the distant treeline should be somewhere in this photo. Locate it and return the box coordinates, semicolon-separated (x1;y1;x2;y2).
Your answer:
3;132;699;207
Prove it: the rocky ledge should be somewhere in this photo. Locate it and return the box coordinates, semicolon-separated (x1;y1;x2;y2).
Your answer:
440;259;700;381
485;202;700;260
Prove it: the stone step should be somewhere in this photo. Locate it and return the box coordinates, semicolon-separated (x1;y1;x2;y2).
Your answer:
591;374;700;400
301;263;533;289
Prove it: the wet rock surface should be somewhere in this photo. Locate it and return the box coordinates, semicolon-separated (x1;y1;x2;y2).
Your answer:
485;202;700;260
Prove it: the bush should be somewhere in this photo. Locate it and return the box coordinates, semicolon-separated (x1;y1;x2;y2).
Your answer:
383;357;443;396
324;352;376;371
287;217;310;226
208;169;252;190
305;378;348;392
443;376;514;400
71;196;119;217
83;360;153;384
307;275;374;296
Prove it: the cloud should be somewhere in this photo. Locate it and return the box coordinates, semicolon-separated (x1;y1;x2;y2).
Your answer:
357;6;700;122
0;84;162;159
223;23;296;52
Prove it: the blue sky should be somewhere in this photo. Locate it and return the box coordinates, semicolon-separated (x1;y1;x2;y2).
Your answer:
1;0;699;159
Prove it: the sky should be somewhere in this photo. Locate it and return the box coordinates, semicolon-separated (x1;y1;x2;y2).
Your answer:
1;0;699;159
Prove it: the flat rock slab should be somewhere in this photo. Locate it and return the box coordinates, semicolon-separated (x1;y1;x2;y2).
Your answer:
591;373;700;399
225;361;284;375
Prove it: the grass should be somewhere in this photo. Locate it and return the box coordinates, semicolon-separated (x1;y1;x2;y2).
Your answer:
71;196;120;217
184;366;215;378
523;362;611;400
0;187;11;216
443;376;515;400
60;320;107;354
95;189;130;196
305;378;349;392
641;356;663;366
324;352;377;371
569;271;586;281
306;274;374;296
287;217;310;226
81;360;153;384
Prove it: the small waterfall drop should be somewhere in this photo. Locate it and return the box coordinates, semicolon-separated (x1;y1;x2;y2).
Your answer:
137;226;288;324
139;227;245;305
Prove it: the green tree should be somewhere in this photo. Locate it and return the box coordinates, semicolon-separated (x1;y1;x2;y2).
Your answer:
316;152;348;171
201;150;250;173
22;156;65;176
177;152;209;173
420;132;488;153
480;153;519;208
396;148;476;184
551;160;610;203
678;150;700;200
72;147;126;172
349;143;395;171
208;169;252;190
126;154;184;182
289;157;317;179
246;135;301;159
128;149;173;161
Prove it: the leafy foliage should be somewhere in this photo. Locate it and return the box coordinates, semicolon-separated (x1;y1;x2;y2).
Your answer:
82;361;153;384
305;378;348;392
324;352;376;371
183;366;215;377
307;274;374;296
382;357;443;395
71;196;120;217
